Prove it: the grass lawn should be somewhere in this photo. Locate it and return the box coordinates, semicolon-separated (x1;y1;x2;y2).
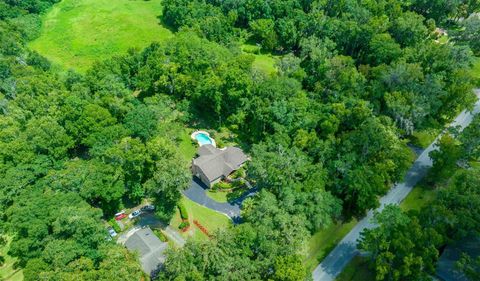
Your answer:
400;184;436;211
178;129;197;161
0;236;23;281
410;128;441;149
305;219;358;272
206;190;229;203
335;256;374;281
241;44;279;75
29;0;172;71
170;196;231;241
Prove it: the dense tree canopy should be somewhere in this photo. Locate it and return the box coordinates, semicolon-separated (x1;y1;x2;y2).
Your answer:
0;0;478;279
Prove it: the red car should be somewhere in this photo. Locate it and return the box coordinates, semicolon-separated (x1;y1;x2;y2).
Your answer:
115;213;127;221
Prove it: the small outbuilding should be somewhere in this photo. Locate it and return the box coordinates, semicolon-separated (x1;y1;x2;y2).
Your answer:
124;227;167;276
192;144;247;188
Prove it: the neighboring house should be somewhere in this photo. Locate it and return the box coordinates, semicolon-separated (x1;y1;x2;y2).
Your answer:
436;236;480;281
192;144;248;187
124;227;168;276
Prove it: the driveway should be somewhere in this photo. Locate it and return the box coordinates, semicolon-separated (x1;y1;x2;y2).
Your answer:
117;213;186;247
182;178;258;223
312;90;480;281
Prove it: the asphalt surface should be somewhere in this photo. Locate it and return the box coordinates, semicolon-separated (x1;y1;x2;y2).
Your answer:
117;213;186;247
312;89;480;281
182;178;258;222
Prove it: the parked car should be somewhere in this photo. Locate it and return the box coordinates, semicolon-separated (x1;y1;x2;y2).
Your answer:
115;213;127;220
128;210;142;219
107;227;117;237
141;205;155;212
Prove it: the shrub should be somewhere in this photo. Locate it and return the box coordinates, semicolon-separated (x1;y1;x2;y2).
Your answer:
213;181;232;190
178;221;190;230
153;229;168;242
230;167;246;179
177;202;189;220
108;219;121;233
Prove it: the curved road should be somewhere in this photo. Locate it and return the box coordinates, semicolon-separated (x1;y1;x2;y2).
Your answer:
313;89;480;281
182;178;257;223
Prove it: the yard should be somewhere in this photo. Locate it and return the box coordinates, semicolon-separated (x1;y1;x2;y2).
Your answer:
170;196;231;241
29;0;172;71
400;184;436;211
0;236;23;281
241;44;279;75
305;219;358;272
335;256;374;281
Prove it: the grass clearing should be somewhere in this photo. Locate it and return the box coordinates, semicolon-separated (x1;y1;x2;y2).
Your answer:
0;236;23;281
410;128;441;149
170;196;231;241
400;184;436;211
335;256;374;281
241;44;279;75
29;0;172;71
305;219;358;271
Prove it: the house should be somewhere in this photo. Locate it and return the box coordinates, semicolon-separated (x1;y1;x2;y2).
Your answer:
124;227;168;276
436;236;480;281
192;144;248;187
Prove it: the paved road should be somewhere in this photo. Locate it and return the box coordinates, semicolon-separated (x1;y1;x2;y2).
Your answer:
182;178;258;222
312;89;480;281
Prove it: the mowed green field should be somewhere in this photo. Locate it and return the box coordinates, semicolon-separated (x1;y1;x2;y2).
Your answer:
29;0;172;71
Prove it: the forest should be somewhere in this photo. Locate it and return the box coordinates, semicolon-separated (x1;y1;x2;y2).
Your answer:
0;0;479;280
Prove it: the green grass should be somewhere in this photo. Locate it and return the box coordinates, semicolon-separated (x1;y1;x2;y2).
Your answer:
170;196;231;241
29;0;172;72
335;256;374;281
410;128;441;149
241;44;278;75
178;130;197;161
252;54;278;75
400;184;436;211
305;220;358;271
0;236;23;281
206;190;229;203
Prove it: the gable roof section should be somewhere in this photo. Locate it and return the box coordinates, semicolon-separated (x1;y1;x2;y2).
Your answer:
193;145;247;182
124;227;168;275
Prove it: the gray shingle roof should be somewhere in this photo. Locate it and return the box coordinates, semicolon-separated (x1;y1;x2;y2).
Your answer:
124;227;168;275
193;145;247;182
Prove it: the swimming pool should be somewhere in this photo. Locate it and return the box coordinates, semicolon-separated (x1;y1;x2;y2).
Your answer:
195;133;213;146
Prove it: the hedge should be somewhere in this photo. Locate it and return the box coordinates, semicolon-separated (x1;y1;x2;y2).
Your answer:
108;219;121;233
178;202;189;220
179;221;190;230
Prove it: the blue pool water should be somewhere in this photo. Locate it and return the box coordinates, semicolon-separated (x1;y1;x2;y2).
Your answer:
195;133;213;146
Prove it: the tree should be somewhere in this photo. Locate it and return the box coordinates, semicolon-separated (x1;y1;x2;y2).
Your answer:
367;33;402;66
359;205;442;281
456;14;480;55
389;12;428;47
43;159;125;214
249;19;278;51
428;133;463;183
457;255;480;281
